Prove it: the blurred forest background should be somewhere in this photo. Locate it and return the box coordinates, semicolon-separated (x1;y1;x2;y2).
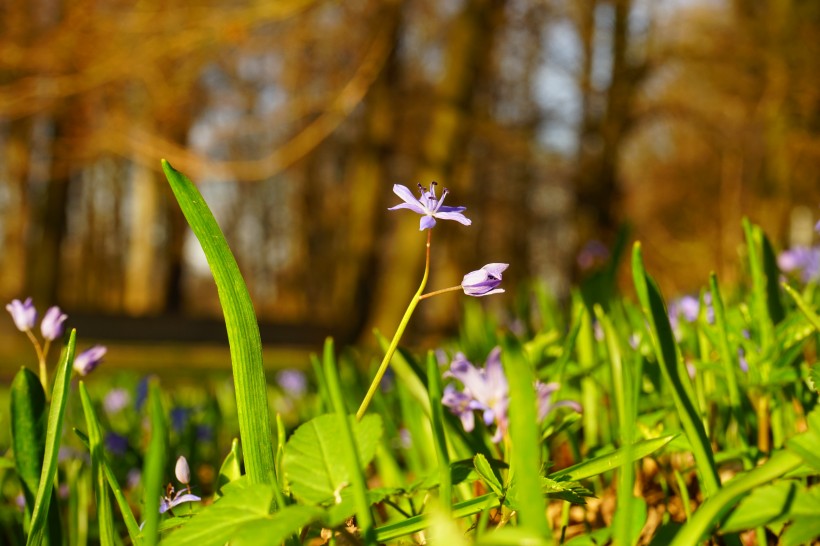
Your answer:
2;0;820;364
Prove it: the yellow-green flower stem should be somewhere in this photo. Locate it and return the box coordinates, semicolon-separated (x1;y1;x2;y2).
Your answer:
24;329;50;398
418;285;462;300
357;230;432;421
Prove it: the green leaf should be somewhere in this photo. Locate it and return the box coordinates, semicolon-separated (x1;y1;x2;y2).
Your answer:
426;351;452;512
720;481;800;533
540;477;593;504
26;329;75;546
631;243;720;498
809;364;820;393
375;493;499;542
141;380;167;546
786;405;820;471
78;382;116;546
781;516;820;546
501;335;551;539
215;438;242;499
474;454;504;498
11;367;47;510
161;482;322;546
283;413;382;505
549;436;675;482
782;282;820;333
163;160;274;485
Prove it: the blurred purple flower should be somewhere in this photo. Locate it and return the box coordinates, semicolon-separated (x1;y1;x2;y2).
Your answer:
778;246;820;283
135;376;150;411
388;182;471;230
103;388;131;414
40;306;67;341
461;263;509;297
196;424;214;442
535;382;582;421
73;345;107;376
104;432;129;456
738;347;749;373
170;407;191;433
442;348;509;443
276;369;307;397
577;240;610;271
6;298;37;332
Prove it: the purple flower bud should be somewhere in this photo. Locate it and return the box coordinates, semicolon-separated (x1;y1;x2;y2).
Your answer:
6;298;37;332
175;456;191;485
40;306;68;341
461;263;509;297
73;345;107;376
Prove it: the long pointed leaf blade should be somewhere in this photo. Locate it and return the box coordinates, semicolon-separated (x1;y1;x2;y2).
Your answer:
79;382;116;546
162;159;274;485
26;329;76;546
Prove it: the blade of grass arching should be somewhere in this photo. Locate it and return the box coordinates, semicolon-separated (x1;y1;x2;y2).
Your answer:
576;304;600;448
782;283;820;332
631;243;720;498
375;493;498;542
322;338;377;546
141;381;167;546
78;382;116;546
548;435;675;482
162;159;274;485
760;233;785;324
26;329;75;546
74;429;142;544
742;219;774;351
709;273;742;412
669;449;802;546
502;335;552;541
374;330;431;416
309;353;332;413
549;297;585;386
426;351;451;514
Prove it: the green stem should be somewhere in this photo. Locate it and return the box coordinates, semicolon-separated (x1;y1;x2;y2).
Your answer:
356;230;431;420
25;330;49;397
419;285;462;300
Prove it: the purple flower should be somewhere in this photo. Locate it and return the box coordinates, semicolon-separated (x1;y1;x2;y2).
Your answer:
388;182;471;230
73;345;107;376
40;306;68;341
778;246;820;283
535;382;582;421
103;388;131;414
461;263;509;297
104;432;129;456
6;298;37;332
738;347;749;373
443;348;509;443
577;240;610;271
276;369;307;397
160;490;201;514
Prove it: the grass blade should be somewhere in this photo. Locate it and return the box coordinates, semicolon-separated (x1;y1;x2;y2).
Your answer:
322;338;377;545
502;335;552;540
549;436;675;482
162;159;275;485
631;243;721;498
26;329;76;546
426;350;451;513
78;382;116;546
141;380;167;546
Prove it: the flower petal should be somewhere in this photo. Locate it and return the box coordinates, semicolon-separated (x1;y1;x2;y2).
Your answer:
419;215;437;230
434;211;472;226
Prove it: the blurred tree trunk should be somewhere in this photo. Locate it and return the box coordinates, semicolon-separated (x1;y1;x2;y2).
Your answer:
124;157;161;315
0;121;31;297
364;0;507;339
331;1;402;338
573;0;644;256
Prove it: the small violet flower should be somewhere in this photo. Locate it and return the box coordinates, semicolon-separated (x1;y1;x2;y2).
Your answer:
73;345;107;376
443;348;509;443
535;382;582;421
778;246;820;283
41;306;68;341
276;369;308;397
103;388;131;414
388;182;471;230
6;298;37;332
461;263;509;297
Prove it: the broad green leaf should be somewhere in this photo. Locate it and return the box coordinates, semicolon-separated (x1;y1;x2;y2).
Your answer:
11;368;47;510
215;438;242;499
26;330;75;546
669;449;803;546
161;482;322;546
540;477;592;504
163;160;274;485
549;435;675;482
79;382;116;546
786;405;820;471
502;335;551;539
283;413;382;505
474;454;504;498
720;481;798;533
781;517;820;546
